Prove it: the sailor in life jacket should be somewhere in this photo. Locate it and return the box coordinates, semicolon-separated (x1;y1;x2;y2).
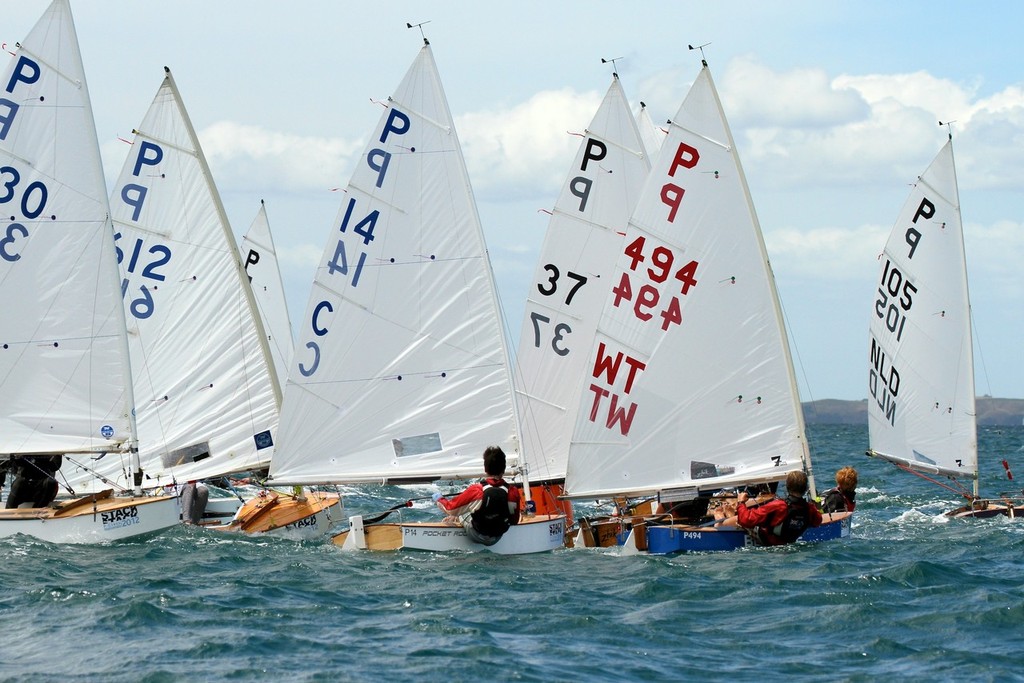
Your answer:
821;466;857;513
735;470;823;546
432;446;522;546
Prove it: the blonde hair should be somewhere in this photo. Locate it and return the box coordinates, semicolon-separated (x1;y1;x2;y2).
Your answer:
836;466;858;492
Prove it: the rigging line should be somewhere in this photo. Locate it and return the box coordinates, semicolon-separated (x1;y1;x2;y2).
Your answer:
775;277;817;412
493;276;550;473
894;462;974;499
11;455;76;496
970;310;993;398
63;455;131;494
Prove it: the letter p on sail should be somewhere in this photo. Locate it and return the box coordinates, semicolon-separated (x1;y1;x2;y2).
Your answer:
667;142;699;176
5;56;40;94
132;141;163;177
661;183;685;222
581;138;607;171
379;108;410;143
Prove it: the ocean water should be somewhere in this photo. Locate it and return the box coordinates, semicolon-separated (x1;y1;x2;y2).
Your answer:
3;424;1024;682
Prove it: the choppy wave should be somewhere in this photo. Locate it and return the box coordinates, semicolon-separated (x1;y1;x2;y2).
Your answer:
2;425;1024;681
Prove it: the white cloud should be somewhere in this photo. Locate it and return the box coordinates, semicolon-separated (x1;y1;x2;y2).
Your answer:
833;71;978;118
965;219;1024;300
723;56;869;128
712;62;1024;193
278;242;324;272
457;88;603;201
199;122;363;193
766;223;889;281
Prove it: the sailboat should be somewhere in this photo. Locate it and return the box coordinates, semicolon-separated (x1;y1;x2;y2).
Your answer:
514;72;652;521
240;200;295;388
866;135;1020;518
60;68;339;535
0;0;178;542
561;58;851;553
636;101;667;160
265;37;564;554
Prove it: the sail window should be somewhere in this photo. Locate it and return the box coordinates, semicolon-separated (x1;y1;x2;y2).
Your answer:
161;442;212;468
392;434;442;458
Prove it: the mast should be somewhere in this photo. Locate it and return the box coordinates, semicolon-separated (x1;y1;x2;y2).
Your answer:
69;1;143;493
163;66;283;409
702;61;816;496
418;38;531;498
945;133;978;499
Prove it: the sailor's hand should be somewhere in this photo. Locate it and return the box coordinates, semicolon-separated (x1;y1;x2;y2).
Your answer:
736;492;749;506
431;492;444;503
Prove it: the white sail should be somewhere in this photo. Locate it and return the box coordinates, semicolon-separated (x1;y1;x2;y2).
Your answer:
515;76;651;484
636;101;667;160
564;65;809;500
66;68;281;490
269;44;518;485
867;140;976;481
240;200;295;388
0;0;135;456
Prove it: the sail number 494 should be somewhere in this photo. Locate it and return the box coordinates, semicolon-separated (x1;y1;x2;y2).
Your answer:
612;235;698;331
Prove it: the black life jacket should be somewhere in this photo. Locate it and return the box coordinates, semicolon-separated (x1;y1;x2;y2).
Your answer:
471;481;513;538
822;487;855;513
771;495;810;543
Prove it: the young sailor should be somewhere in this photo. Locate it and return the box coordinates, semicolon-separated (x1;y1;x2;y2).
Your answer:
735;470;823;546
821;466;858;513
432;446;521;546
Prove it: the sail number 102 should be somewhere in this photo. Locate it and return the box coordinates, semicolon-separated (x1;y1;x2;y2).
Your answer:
612;235;698;331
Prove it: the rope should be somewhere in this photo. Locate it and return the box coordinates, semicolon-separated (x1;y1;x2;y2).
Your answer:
64;455;131;494
894;462;974;500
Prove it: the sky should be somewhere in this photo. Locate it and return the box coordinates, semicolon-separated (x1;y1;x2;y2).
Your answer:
7;1;1024;401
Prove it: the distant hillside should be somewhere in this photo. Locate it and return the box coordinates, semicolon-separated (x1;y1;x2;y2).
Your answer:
802;398;1024;426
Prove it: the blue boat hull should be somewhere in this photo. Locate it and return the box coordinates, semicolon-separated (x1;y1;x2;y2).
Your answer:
640;512;852;554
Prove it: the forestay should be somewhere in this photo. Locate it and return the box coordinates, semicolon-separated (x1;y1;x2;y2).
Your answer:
563;66;809;500
867;140;976;481
514;75;650;484
0;0;135;457
240;200;295;388
65;68;280;490
269;45;518;485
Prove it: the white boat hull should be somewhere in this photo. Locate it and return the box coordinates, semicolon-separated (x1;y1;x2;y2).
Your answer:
196;496;245;527
336;514;566;554
0;495;179;544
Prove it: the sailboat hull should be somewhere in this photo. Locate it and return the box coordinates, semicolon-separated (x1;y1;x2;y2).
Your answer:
947;502;1024;519
0;494;179;544
334;514;566;554
646;512;851;553
573;512;852;554
212;490;342;538
196;496;246;527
